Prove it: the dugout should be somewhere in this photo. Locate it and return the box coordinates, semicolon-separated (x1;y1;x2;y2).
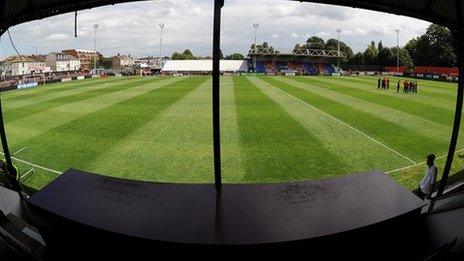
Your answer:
0;0;464;260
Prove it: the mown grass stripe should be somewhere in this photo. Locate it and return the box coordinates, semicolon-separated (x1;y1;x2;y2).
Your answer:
299;76;455;126
4;77;103;99
6;77;185;148
6;77;129;101
347;76;456;100
234;76;349;182
0;151;62;174
328;76;456;110
249;76;415;168
14;77;206;173
220;77;246;182
358;76;457;97
260;76;446;162
4;77;145;110
4;77;160;123
275;76;451;147
88;78;213;183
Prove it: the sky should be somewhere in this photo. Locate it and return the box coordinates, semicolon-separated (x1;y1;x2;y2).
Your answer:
0;0;431;59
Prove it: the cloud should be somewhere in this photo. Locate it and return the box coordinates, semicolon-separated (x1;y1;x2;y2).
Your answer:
1;0;430;58
45;33;71;41
354;29;368;35
315;31;331;38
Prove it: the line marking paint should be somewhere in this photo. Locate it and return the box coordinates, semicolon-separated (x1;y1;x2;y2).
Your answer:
0;152;61;175
386;148;464;174
260;78;417;165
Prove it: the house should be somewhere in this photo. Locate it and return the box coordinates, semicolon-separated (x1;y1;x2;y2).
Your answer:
112;54;135;72
1;55;47;76
45;52;81;72
62;49;101;71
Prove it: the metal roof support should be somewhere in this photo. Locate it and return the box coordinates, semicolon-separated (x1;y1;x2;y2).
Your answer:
437;0;464;197
212;0;224;190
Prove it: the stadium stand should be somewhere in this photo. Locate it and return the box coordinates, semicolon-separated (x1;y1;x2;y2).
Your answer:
256;61;266;73
303;62;318;75
315;63;329;75
287;62;306;74
326;63;337;74
276;62;288;72
254;61;332;76
265;62;278;75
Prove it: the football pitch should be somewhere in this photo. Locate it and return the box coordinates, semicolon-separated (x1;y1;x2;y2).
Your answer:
3;75;464;191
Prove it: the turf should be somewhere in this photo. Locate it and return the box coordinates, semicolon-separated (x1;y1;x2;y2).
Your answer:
1;75;463;191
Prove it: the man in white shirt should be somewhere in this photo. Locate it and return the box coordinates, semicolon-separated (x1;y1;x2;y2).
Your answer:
416;154;438;200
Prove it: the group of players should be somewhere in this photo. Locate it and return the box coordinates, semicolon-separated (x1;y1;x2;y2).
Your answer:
377;77;419;94
399;80;418;93
377;77;390;90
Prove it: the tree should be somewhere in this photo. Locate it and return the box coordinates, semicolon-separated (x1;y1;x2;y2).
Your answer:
225;53;245;60
182;49;195;59
363;42;379;65
172;49;196;60
377;46;393;66
306;36;325;49
98;57;113;69
404;24;456;67
248;42;279;54
404;37;418;62
398;47;414;69
171;52;185;60
377;41;384;52
347;52;365;65
293;43;303;53
325;38;353;63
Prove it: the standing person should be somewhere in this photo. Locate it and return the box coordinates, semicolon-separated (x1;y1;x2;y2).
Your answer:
414;81;418;93
377;78;381;89
415;154;438;200
382;78;386;89
403;81;408;93
397;80;401;93
386;77;390;89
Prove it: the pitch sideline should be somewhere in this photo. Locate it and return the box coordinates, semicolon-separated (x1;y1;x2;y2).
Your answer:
386;148;464;174
261;78;417;165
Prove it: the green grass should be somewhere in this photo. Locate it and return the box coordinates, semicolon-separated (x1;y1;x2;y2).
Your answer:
2;75;464;191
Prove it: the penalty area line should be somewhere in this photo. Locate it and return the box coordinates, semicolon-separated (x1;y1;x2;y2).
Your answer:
386;148;464;174
267;81;417;165
0;151;62;175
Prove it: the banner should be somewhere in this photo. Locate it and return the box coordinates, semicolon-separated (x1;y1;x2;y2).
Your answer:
17;82;38;89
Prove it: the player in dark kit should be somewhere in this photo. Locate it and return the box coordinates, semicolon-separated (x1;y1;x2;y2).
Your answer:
397;80;401;93
377;78;381;89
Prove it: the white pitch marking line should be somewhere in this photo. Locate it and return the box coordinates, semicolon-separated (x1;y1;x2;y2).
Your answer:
0;152;61;175
386;148;464;174
265;80;417;165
